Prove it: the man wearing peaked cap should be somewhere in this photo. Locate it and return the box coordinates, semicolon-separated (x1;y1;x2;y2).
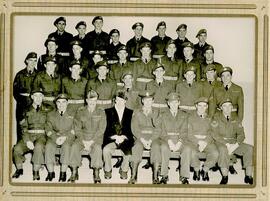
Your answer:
107;29;123;62
194;28;211;63
126;22;150;61
73;21;88;56
151;21;172;58
219;66;233;77
211;97;254;185
175;23;190;60
48;17;73;57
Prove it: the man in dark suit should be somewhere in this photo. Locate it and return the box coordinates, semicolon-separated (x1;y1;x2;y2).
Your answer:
103;90;134;180
194;29;211;63
174;24;190;60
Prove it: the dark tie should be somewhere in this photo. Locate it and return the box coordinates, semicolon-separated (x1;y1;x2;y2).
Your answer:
121;63;124;66
126;88;130;92
200;115;203;118
186;59;189;63
145;59;147;63
158;82;161;86
36;105;40;112
225;85;229;91
209;81;212;85
226;116;230;121
60;111;63;116
188;83;191;87
50;74;53;78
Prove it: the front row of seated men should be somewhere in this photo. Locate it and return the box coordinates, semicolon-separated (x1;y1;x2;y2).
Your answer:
12;87;254;185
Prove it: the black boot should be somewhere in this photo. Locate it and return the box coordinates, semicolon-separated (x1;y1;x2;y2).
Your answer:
181;177;189;184
119;168;128;180
210;163;219;172
220;176;228;184
200;169;209;181
128;162;139;184
229;165;238;174
59;171;67;182
113;157;123;168
104;170;112;179
12;169;23;178
152;163;160;184
193;171;200;181
68;167;79;183
33;170;40;181
244;175;253;185
160;175;168;184
142;158;151;169
45;172;55;181
93;168;101;183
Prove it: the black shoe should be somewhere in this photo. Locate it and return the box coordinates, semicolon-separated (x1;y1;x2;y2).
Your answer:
33;171;40;181
193;171;200;181
142;160;151;169
229;165;238;175
160;175;168;184
244;176;253;185
104;170;112;179
220;176;228;184
68;168;79;182
119;169;128;180
128;178;136;184
59;172;66;182
153;178;160;184
181;177;189;184
113;157;123;168
12;169;23;178
93;169;101;183
200;170;209;181
45;172;55;181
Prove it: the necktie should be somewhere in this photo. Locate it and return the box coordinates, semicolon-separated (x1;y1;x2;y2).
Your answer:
36;105;40;112
145;59;147;63
226;116;230;121
158;82;161;86
50;74;53;78
60;111;63;116
126;88;130;92
188;83;191;87
186;59;189;63
200;115;203;118
225;85;229;91
209;81;212;85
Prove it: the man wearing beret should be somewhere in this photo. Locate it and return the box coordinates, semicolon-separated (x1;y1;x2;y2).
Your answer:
73;21;88;56
102;90;134;180
86;61;117;109
37;37;66;75
62;60;88;114
107;29;123;63
45;94;75;182
200;45;223;80
133;42;157;92
158;92;189;184
12;89;51;180
159;39;183;87
87;50;104;79
209;67;244;122
32;56;62;108
194;29;211;63
129;91;161;184
174;24;190;60
150;21;172;58
210;98;253;185
186;97;219;182
68;90;106;183
48;17;73;57
13;52;38;142
126;22;150;61
85;16;110;55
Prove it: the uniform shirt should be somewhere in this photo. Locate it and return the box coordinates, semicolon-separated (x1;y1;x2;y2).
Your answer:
62;76;88;100
74;106;106;144
159;109;188;144
176;81;203;107
150;35;172;56
210;82;244;122
131;108;161;141
107;42;123;61
46;109;75;143
210;112;245;145
200;61;223;80
200;79;222;100
174;37;190;60
187;111;213;146
37;54;66;75
180;58;202;81
160;55;183;84
85;30;110;53
126;36;150;60
193;42;211;62
109;61;134;85
73;35;88;56
48;31;73;54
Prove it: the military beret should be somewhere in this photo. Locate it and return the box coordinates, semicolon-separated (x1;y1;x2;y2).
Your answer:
205;64;216;72
196;29;207;38
109;29;120;36
139;42;152;50
184;66;197;74
165;39;176;49
182;41;194;49
204;45;214;53
195;97;208;104
166;92;180;101
54;17;66;26
153;63;165;72
44;56;56;63
25;52;37;61
132;22;144;30
70;40;82;47
117;45;128;53
92;16;103;25
55;93;69;101
156;21;166;30
219;97;232;108
139;90;155;98
75;21;87;29
87;90;99;99
44;37;57;47
219;66;233;76
70;60;81;67
95;60;109;69
121;71;133;80
176;24;187;31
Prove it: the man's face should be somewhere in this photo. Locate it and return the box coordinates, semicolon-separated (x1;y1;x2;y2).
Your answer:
184;71;196;82
72;45;82;55
26;58;37;70
177;28;187;38
93;54;103;64
221;102;233;116
122;75;133;87
111;33;120;44
94;19;103;30
142;97;154;108
198;33;207;43
204;50;214;61
157;25;166;36
31;92;43;106
183;47;194;58
86;97;98;108
47;41;58;53
56;20;66;32
168;100;180;111
140;47;151;58
196;102;208;115
166;44;177;56
77;25;86;35
69;64;82;77
134;26;143;38
221;71;232;85
153;67;165;79
117;50;128;61
56;99;68;112
45;61;56;74
97;66;109;77
206;70;216;81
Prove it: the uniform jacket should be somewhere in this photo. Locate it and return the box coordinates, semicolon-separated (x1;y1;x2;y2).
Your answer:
37;54;66;75
150;35;171;55
48;31;73;54
160;55;183;83
109;61;134;84
107;42;123;61
126;36;150;59
193;42;210;62
200;79;222;100
174;37;190;60
180;58;202;81
85;30;110;53
62;76;88;100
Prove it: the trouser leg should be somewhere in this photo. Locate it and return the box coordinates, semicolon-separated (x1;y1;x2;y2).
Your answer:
103;143;117;172
32;136;46;167
69;140;83;168
160;141;170;176
13;140;29;168
89;143;103;169
180;145;192;178
203;143;219;171
45;139;57;172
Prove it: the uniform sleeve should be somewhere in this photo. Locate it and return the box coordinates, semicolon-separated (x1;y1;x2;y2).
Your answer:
160;116;169;141
236;121;245;144
209;120;227;144
13;74;21;101
150;113;162;141
187;118;199;145
131;111;141;140
238;88;244;122
179;116;188;143
93;110;107;145
73;110;85;141
20;114;30;142
32;74;41;92
45;113;58;143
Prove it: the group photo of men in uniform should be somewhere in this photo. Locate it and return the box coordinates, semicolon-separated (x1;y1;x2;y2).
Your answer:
11;15;255;185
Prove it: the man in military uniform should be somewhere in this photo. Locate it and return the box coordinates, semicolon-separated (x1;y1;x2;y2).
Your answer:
45;94;75;182
103;90;134;180
174;24;190;60
133;42;156;92
85;16;110;55
12;89;51;180
200;45;223;80
73;21;88;57
69;90;106;183
176;66;203;113
180;42;201;80
209;67;244;122
107;29;123;63
159;92;189;184
86;61;117;109
150;21;171;59
48;17;73;57
210;98;253;185
33;56;62;108
87;50;104;79
13;52;38;142
186;97;219;182
126;22;150;61
129;91;161;184
193;29;211;63
62;60;88;114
